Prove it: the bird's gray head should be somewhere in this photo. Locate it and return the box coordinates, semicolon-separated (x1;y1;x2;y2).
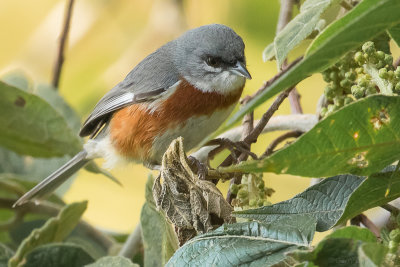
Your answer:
173;24;251;94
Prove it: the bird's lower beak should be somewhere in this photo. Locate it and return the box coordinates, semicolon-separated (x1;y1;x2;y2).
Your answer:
230;61;252;80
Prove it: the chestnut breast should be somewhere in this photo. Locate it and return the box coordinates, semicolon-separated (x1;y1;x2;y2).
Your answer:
109;79;244;163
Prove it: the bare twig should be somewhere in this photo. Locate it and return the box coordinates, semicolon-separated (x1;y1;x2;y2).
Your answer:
52;0;75;88
360;214;381;238
340;0;354;10
381;203;400;214
119;224;143;259
261;130;303;158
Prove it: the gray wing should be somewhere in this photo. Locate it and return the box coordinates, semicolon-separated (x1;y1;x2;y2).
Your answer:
79;40;179;137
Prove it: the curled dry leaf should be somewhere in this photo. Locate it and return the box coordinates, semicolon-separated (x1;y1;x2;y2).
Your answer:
153;137;233;245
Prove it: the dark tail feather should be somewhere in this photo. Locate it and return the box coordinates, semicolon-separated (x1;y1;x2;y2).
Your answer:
13;151;89;207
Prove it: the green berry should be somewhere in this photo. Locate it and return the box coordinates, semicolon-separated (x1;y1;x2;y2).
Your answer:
362;41;375;55
324;85;336;100
384;54;393;66
263;200;271;206
333;96;344;107
358;76;369;87
344;96;354;105
322;72;331;82
354;52;364;65
395;67;400;78
237;188;248;198
230;184;239;194
340;78;352;88
351;85;364;99
379;68;389;79
376;60;385;69
345;70;356;80
327;104;337;114
388;70;394;80
376;51;385;60
330;71;339;81
257;199;264;207
257;180;265;190
249;199;257;207
395;82;400;93
355;67;364;74
388;240;398;253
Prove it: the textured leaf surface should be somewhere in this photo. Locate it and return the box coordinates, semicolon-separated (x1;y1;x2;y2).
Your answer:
166;216;315;267
23;243;94;267
0;81;82;157
227;0;400;127
274;0;340;68
234;175;362;231
86;256;139;267
8;201;87;267
235;167;400;232
223;96;400;177
140;175;178;267
326;226;376;243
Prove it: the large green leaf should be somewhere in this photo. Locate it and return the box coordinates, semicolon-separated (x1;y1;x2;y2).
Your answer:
140;175;178;267
234;174;362;231
23;243;94;267
86;256;139;267
326;226;376;243
227;0;400;127
273;0;340;68
222;95;400;177
0;81;82;158
235;167;400;231
166;216;315;267
8;201;87;267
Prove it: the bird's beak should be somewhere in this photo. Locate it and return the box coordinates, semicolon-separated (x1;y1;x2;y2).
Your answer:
230;61;252;80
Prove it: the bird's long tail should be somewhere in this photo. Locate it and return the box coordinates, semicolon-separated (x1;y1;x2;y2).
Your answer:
13;150;90;207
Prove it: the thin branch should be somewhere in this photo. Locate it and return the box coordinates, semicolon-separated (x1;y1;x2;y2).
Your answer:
381;203;400;214
52;0;75;88
359;214;381;238
340;0;354;10
261;130;303;158
119;224;143;259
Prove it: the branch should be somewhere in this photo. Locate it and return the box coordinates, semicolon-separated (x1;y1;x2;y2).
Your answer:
191;114;317;163
118;224;143;259
51;0;75;88
261;130;303;158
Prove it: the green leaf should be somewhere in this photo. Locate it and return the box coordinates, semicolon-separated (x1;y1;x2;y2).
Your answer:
234;174;362;231
336;166;400;224
326;226;376;243
166;217;315;267
8;201;87;267
235;166;400;232
85;256;139;267
227;0;400;127
140;174;178;267
388;23;400;47
274;0;340;68
358;242;389;267
23;243;94;267
0;81;82;157
0;70;33;92
222;95;400;177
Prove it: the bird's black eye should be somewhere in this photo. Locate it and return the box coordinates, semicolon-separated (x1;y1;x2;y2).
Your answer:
206;56;220;67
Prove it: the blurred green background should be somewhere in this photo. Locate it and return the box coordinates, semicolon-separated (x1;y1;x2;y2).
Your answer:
0;0;327;232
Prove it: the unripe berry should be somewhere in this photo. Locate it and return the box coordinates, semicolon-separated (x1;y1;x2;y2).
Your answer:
257;199;264;207
257;180;265;190
230;184;239;194
333;96;344;107
357;76;369;87
355;67;364;74
340;78;352;88
390;229;400;243
379;68;388;79
320;107;327;117
237;188;248;198
249;199;257;207
324;85;336;100
384;54;393;66
344;96;354;105
330;71;339;81
362;41;375;55
345;70;356;80
351;85;364;99
376;50;385;60
388;240;398;253
366;85;376;96
354;52;364;65
395;67;400;78
395;82;400;93
388;70;394;80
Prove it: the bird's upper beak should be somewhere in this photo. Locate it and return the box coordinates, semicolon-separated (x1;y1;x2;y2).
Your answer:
229;61;252;80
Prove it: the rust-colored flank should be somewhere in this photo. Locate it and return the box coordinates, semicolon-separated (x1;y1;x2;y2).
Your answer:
110;79;244;161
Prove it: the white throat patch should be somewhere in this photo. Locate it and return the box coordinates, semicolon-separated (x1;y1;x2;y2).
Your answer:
184;70;245;94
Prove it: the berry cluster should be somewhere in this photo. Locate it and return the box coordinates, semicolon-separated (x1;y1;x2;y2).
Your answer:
320;37;400;118
230;174;274;211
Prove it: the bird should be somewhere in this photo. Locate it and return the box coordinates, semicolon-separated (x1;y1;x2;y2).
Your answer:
13;24;251;207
